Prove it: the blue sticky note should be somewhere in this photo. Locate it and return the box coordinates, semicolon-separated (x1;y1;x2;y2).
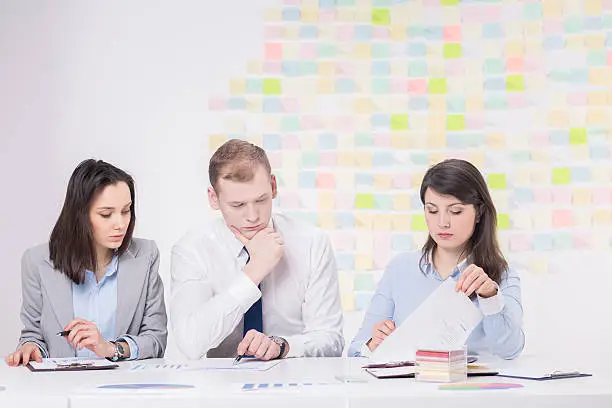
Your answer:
410;152;429;165
262;98;283;113
355;293;374;311
412;194;422;209
553;233;573;250
606;32;612;47
373;152;394;166
299;171;317;188
373;0;392;5
282;61;301;77
604;14;612;29
336;78;356;93
484;96;507;110
484;59;505;75
447;133;486;148
318;44;338;58
301;152;318;168
263;134;281;150
300;61;317;75
590;145;611;160
371;114;390;128
282;7;301;21
587;50;607;66
374;195;393;210
246;79;262;93
371;61;391;76
484;77;506;91
513;188;534;203
392;234;412;251
336;213;355;228
564;17;582;33
547;69;567;82
524;2;542;19
584;16;603;30
318;133;337;149
408;61;428;77
568;69;588;84
356;173;374;186
372;79;390;94
549;130;569;145
409;97;429;110
319;0;336;7
407;42;427;57
483;23;504;38
227;97;246;110
542;36;565;51
571;167;591;182
424;25;444;41
354;25;372;41
447;96;466;112
372;43;391;59
299;25;318;39
511;150;531;163
407;25;425;37
533;234;553;251
335;253;355;270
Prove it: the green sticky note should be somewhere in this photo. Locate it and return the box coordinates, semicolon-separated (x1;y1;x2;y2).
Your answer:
587;50;607;66
372;43;391;59
355;132;373;147
263;78;281;95
488;174;507;189
411;214;428;231
354;274;375;291
301;152;319;167
552;168;571;185
408;61;428;77
390;114;409;131
524;2;542;19
441;0;460;5
484;59;505;75
281;116;300;132
429;78;447;94
570;128;588;145
355;193;375;209
446;114;465;131
374;195;393;210
443;43;462;58
411;152;429;165
497;213;510;230
506;75;525;92
372;8;390;26
372;78;390;94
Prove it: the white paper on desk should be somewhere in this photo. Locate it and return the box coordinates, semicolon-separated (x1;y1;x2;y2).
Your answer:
183;359;281;372
371;278;483;363
28;357;118;371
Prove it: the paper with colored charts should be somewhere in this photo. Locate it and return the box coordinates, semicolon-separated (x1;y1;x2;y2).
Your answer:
130;359;281;372
27;357;118;372
371;278;483;363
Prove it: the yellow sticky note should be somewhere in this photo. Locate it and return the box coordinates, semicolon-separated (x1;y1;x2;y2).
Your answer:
355;254;374;270
393;194;412;211
318;192;335;211
355;213;373;229
525;40;542;54
488;174;507;189
354;7;372;22
390;114;409;131
584;0;603;15
513;168;531;185
531;150;550;162
411;214;428;231
590;68;612;86
585;34;605;48
209;135;227;150
427;132;446;148
466;95;484;112
511;211;532;230
354;98;374;114
338;271;354;292
353;43;372;58
338;134;355;150
317;212;336;229
486;132;506;149
467;152;486;168
572;188;592;206
571;146;590;160
337;152;355;167
569;128;588;145
374;174;392;190
542;0;563;18
505;41;524;57
548;110;569;127
428;115;446;132
372;8;390;25
429;96;447;111
409;134;428;150
301;7;318;22
587;109;607;125
246;60;262;75
355;234;373;253
355;152;373;168
264;7;282;21
566;35;584;50
341;293;355;311
531;168;550;185
588;92;607;106
429;152;447;167
491;191;510;211
373;214;393;230
229;78;246;94
390;25;407;41
245;98;262;113
336;7;355;22
318;61;335;76
446;114;465;131
552;168;571;185
497;213;511;229
532;210;552;229
529;258;549;275
411;172;425;188
391;133;410;148
593;209;612;225
391;214;411;231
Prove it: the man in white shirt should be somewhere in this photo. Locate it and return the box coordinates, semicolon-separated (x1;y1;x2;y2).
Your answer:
171;139;344;360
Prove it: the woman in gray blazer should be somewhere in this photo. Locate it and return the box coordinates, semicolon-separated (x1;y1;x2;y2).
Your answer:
5;159;167;366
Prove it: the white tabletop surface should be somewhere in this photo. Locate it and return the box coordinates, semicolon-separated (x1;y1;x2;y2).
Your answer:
1;353;610;408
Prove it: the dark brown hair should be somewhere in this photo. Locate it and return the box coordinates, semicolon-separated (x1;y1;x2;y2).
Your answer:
49;159;136;284
209;139;271;191
419;159;508;284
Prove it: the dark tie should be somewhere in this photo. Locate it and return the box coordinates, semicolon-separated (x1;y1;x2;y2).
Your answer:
242;247;263;336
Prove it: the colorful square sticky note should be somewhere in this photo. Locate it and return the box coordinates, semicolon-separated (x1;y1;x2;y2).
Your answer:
569;127;588;145
263;78;282;95
552;209;573;228
372;8;390;26
446;114;465;131
488;174;507;189
497;213;511;229
443;43;462;58
552;168;571;184
390;114;409;131
411;214;428;231
428;78;448;94
355;194;375;209
506;75;525;92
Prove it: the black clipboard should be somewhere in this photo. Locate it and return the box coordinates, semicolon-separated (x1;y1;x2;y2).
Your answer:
498;371;592;381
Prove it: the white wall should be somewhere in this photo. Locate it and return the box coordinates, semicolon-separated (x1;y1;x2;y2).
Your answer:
1;0;611;361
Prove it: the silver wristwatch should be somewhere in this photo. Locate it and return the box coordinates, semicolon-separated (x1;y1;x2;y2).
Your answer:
269;336;286;359
108;341;126;362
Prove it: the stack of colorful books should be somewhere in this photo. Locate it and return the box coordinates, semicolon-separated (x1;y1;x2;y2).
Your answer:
415;349;468;383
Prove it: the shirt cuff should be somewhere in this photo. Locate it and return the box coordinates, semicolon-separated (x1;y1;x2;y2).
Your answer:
477;283;505;316
359;341;373;358
227;273;261;312
282;335;305;358
117;336;139;361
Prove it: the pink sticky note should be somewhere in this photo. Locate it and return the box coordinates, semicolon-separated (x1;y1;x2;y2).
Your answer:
567;92;587;106
318;8;336;23
319;151;338;167
332;231;355;251
334;116;354;132
543;20;563;35
265;43;283;60
510;234;532;252
444;25;462;42
508;94;527;109
573;232;593;250
391;78;408;93
552;188;571;204
372;26;390;40
336;61;355;76
263;61;282;75
531;132;549;148
523;57;541;72
300;44;318;60
374;133;391;147
604;0;612;10
282;98;299;113
208;97;226;110
506;57;524;73
336;25;354;42
282;134;300;149
335;192;355;210
283;0;299;4
534;189;552;204
301;115;324;130
552;209;573;227
408;79;427;94
608;51;612;66
445;61;464;76
593;188;612;205
264;26;283;40
465;115;485;129
393;173;412;189
316;173;336;189
479;4;501;21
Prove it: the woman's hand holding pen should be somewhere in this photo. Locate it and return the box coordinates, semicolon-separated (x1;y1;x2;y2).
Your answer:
64;318;114;358
367;319;395;352
5;342;42;366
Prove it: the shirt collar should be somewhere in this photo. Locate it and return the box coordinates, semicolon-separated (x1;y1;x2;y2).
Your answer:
84;253;119;281
422;249;470;280
218;216;275;259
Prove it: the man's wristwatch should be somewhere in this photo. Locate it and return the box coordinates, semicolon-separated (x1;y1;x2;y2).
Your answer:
107;341;127;362
269;336;286;359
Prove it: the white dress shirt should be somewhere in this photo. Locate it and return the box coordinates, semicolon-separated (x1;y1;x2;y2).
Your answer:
170;213;344;359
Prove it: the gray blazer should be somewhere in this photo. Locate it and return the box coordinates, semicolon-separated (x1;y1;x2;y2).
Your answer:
17;238;167;359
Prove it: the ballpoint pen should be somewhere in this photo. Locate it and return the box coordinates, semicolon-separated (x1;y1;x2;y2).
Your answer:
56;330;71;337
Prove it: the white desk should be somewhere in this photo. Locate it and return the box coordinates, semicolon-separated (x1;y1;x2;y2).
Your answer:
1;355;610;408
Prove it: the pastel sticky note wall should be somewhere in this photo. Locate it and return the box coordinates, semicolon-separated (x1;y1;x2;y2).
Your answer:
209;1;612;311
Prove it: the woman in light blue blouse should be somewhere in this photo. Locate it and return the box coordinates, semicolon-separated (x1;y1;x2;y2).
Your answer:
6;159;167;366
349;159;525;359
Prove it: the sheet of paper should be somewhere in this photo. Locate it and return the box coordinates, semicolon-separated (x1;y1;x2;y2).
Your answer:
371;278;483;363
131;359;281;372
28;357;117;371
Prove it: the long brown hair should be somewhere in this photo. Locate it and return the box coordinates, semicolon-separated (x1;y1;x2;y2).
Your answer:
419;159;508;284
49;159;136;284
